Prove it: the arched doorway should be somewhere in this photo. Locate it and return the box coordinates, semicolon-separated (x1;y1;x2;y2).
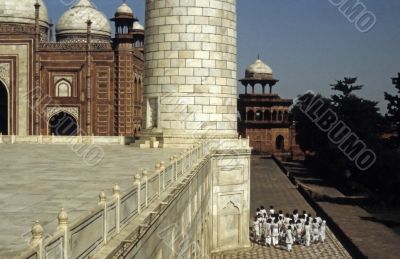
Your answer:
49;112;78;136
272;111;277;121
264;110;271;121
276;135;284;151
0;81;8;135
255;110;263;121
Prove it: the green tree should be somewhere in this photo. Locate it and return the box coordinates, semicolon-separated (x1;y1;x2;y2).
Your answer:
331;77;382;141
292;78;384;191
291;93;331;154
384;73;400;146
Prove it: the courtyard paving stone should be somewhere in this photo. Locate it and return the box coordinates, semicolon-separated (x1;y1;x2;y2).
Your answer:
283;161;400;259
212;156;351;259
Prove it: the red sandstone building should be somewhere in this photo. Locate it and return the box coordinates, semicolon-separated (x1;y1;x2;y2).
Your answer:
238;58;303;160
0;0;144;137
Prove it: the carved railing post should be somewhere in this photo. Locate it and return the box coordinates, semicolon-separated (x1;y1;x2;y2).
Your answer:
57;208;69;258
30;221;43;259
134;174;142;214
113;184;121;234
196;144;199;163
142;170;148;207
98;191;107;244
170;156;175;182
155;162;161;196
173;155;178;180
195;142;199;161
186;148;191;168
191;145;196;166
160;161;165;190
180;152;185;175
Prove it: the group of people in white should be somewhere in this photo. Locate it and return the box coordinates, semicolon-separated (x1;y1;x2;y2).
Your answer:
251;206;327;252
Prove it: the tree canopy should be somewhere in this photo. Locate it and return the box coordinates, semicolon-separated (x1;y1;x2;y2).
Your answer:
292;77;400;206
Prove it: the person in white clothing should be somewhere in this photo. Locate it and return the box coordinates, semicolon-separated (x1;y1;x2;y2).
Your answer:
295;219;303;244
315;215;322;224
271;218;280;247
293;209;299;223
286;226;294;252
269;205;275;215
278;215;285;239
320;220;326;243
256;208;262;217
252;217;261;243
264;218;272;246
304;221;311;247
302;210;308;222
278;210;284;220
260;205;267;216
299;215;306;228
308;214;313;225
312;218;320;243
258;215;266;241
284;214;291;226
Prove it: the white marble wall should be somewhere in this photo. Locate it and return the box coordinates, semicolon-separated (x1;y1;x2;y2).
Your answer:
116;139;251;258
143;0;238;143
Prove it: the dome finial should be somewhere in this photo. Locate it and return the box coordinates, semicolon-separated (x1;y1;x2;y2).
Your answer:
257;54;260;60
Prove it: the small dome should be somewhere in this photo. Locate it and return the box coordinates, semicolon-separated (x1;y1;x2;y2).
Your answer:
0;0;49;28
116;3;133;15
56;0;111;42
133;21;144;30
246;59;273;77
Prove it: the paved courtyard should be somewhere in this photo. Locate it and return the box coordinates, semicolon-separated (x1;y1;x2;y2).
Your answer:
0;144;180;258
212;156;352;259
283;161;400;259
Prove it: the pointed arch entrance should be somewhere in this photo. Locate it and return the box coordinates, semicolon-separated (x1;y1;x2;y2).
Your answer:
0;81;8;135
276;135;285;151
49;112;78;136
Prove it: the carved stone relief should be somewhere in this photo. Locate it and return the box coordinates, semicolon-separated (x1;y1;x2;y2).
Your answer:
46;107;79;122
0;63;10;86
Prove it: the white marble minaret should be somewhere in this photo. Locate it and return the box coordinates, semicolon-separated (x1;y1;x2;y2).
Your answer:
142;0;238;147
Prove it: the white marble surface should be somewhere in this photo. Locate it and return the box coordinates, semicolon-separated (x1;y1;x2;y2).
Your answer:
0;144;181;257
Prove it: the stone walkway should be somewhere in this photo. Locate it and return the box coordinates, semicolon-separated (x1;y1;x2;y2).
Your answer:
283;161;400;259
212;156;351;259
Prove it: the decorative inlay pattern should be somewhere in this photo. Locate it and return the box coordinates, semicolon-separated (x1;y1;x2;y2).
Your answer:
47;107;79;121
39;43;112;51
0;63;10;86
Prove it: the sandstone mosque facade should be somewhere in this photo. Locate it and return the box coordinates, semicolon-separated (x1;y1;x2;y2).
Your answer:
0;0;144;137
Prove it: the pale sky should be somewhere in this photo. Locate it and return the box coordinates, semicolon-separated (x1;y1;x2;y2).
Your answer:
46;0;400;113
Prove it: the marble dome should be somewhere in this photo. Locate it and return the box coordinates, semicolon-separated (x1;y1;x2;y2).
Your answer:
116;3;133;15
0;0;50;28
56;0;111;40
133;21;144;30
245;59;273;77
